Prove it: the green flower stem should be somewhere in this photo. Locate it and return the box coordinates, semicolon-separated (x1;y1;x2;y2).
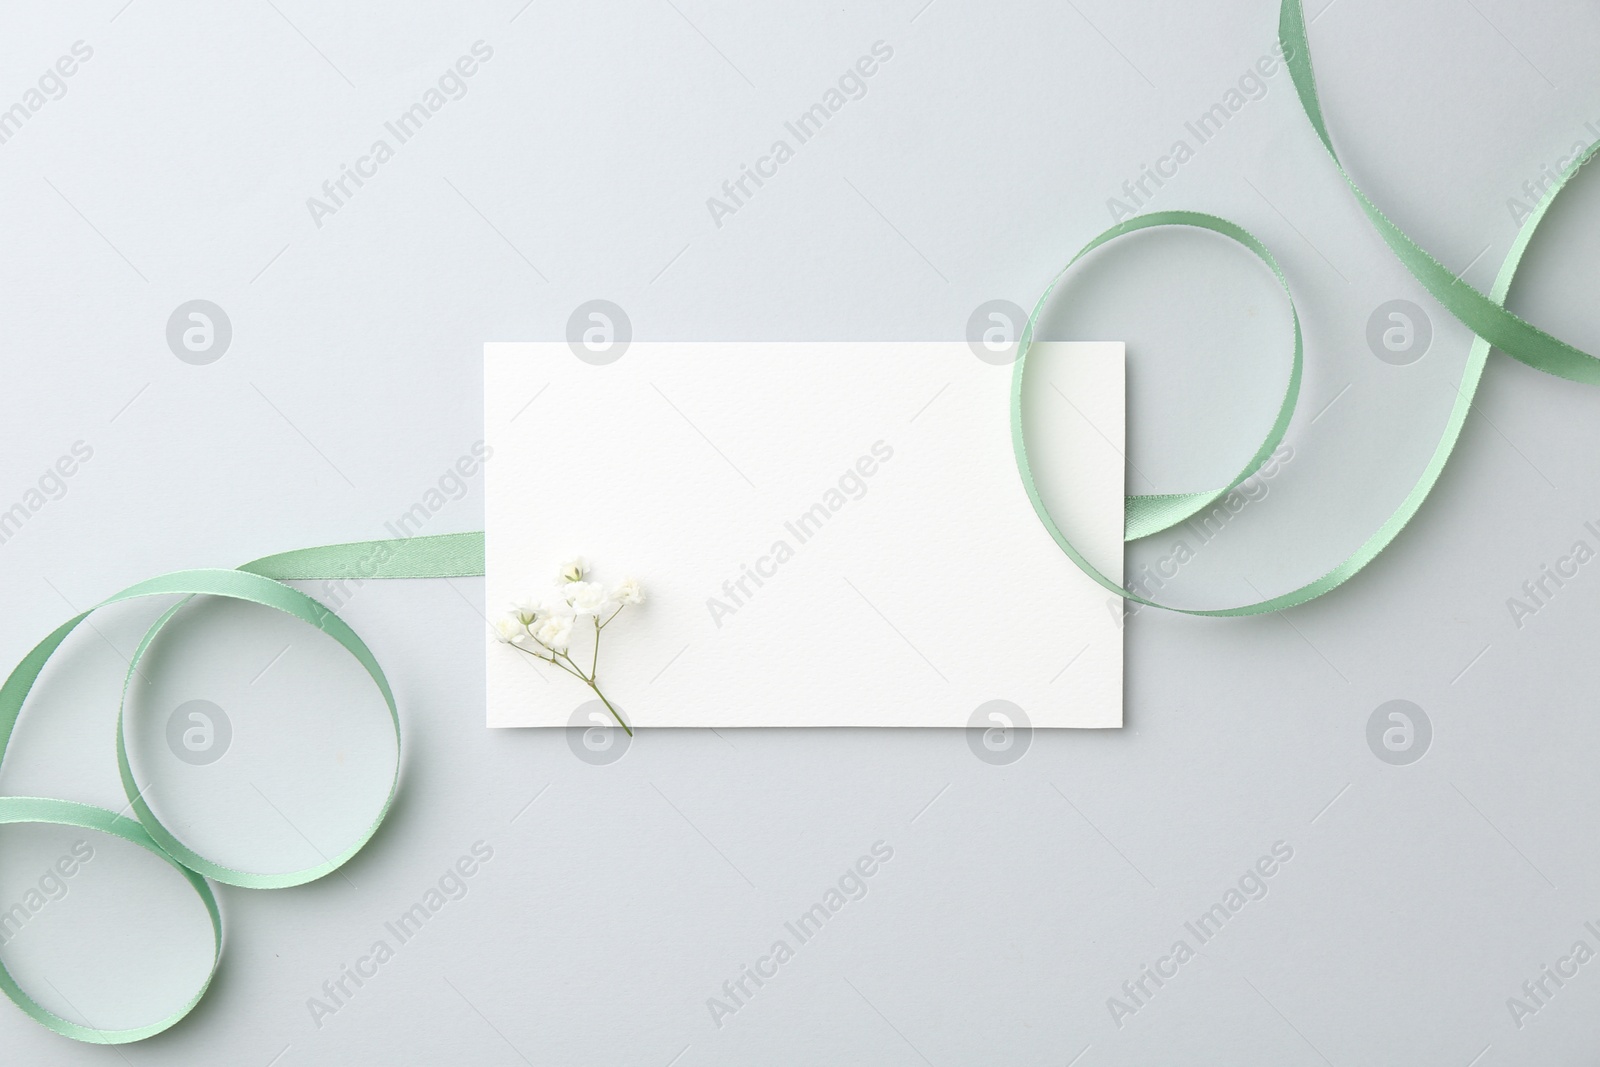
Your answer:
587;681;631;736
511;633;632;736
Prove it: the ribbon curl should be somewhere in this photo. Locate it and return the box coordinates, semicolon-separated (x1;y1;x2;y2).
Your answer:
1013;0;1600;615
0;534;484;1043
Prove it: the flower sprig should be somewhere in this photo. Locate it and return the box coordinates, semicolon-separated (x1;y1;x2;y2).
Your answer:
495;557;642;735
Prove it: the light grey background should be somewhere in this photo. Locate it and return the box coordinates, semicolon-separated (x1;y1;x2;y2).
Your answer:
1;0;1599;1063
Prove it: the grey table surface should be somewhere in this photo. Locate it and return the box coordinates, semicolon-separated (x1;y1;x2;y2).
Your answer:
2;0;1600;1063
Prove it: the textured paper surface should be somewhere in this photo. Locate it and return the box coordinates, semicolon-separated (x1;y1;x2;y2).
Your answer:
484;342;1123;728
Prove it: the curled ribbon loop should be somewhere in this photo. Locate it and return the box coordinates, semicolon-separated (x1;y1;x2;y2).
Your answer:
1279;0;1600;385
0;797;221;1045
0;534;485;1044
1014;0;1599;615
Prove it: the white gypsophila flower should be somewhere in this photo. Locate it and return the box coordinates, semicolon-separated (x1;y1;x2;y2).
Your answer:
612;577;643;605
564;580;613;616
533;613;573;652
510;597;540;625
558;556;586;583
494;616;530;644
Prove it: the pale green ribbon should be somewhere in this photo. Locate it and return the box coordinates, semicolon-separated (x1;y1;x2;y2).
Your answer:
0;533;484;1043
1012;0;1600;616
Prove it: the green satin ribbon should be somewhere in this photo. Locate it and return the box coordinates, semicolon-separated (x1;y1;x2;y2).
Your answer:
1013;0;1600;616
239;531;487;581
0;534;485;1043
